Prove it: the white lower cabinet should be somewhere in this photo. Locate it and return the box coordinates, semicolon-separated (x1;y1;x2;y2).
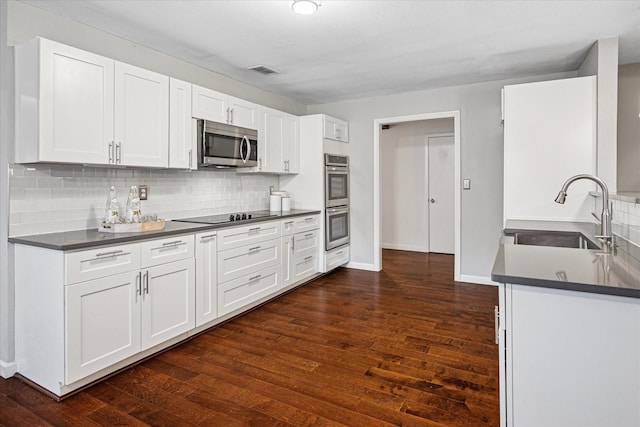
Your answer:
195;231;218;326
65;271;141;384
216;221;281;316
498;283;640;427
325;245;350;271
15;234;195;396
281;217;320;288
141;258;195;349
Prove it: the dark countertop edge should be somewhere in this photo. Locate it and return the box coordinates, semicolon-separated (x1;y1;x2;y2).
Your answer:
490;272;640;299
8;210;321;251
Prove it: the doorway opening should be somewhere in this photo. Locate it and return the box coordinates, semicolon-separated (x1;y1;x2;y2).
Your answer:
373;111;461;281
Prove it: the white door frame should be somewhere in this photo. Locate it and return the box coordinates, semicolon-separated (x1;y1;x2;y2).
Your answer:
425;132;455;254
373;111;461;281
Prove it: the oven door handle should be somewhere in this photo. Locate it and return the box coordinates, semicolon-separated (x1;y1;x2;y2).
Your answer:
327;207;349;214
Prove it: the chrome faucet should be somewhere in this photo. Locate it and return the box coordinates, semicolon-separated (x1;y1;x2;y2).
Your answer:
555;174;612;251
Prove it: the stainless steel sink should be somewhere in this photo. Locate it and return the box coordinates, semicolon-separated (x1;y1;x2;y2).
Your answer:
507;230;599;249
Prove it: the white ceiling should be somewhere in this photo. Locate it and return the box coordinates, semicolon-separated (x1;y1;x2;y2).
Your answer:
19;0;640;105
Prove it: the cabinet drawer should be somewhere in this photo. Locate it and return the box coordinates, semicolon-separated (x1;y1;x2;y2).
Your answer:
217;221;280;251
281;219;295;237
294;230;320;255
66;243;140;284
140;234;194;268
293;252;318;283
218;265;280;316
292;214;320;234
325;245;350;272
217;238;280;284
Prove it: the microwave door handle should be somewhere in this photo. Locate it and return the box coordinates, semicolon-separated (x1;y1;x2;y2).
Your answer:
241;136;250;163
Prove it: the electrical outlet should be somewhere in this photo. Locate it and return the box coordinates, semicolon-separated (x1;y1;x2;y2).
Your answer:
139;185;148;200
463;179;471;190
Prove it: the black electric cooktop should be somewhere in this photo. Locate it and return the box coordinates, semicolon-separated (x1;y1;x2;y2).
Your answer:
173;210;277;225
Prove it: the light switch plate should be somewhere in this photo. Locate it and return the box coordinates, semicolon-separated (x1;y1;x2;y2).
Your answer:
463;179;471;190
139;185;148;200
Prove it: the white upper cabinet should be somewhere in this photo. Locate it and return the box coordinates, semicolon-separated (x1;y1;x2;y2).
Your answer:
191;85;258;130
15;37;115;165
323;115;349;142
238;107;299;175
114;62;169;168
169;78;195;169
283;113;299;174
14;37;170;167
503;76;597;224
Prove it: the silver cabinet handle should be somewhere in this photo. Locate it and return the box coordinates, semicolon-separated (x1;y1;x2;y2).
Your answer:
258;157;262;170
200;234;216;241
336;250;344;255
135;272;142;301
188;149;193;169
248;246;261;252
248;274;261;282
226;107;230;124
304;255;314;261
115;142;122;164
143;271;149;297
304;233;314;238
109;141;114;163
285;221;294;225
230;108;234;124
494;306;500;345
248;227;261;233
95;249;125;258
305;217;314;222
162;240;185;247
292;236;295;252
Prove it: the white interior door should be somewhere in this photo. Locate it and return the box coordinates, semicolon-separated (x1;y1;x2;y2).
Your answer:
427;134;455;254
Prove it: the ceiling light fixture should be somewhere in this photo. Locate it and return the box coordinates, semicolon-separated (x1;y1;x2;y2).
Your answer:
291;0;320;15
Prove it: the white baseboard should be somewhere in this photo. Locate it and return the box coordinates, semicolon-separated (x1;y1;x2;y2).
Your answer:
459;274;498;286
381;243;425;252
345;261;380;272
0;359;17;378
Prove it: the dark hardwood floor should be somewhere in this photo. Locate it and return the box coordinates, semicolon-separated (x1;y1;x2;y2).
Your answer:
0;250;499;426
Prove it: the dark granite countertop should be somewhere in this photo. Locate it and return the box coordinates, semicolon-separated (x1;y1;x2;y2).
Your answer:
8;209;321;251
491;220;640;299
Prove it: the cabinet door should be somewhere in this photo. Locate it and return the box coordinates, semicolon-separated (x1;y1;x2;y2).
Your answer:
323;116;349;142
169;78;195;169
283;113;299;173
195;232;218;326
228;96;257;130
266;109;285;173
292;215;321;234
65;271;141;383
218;265;280;316
281;236;294;288
114;62;169;167
141;258;195;349
139;234;194;268
293;230;320;255
32;38;115;164
192;85;228;123
217;221;281;251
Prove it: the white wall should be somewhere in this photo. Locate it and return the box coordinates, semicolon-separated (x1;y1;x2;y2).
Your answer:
308;71;575;277
0;0;16;377
578;37;619;193
617;63;640;192
380;119;453;251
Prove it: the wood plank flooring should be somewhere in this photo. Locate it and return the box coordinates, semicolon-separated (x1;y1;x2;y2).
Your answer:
0;250;499;426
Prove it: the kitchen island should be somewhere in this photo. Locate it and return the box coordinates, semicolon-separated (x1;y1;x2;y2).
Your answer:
492;220;640;427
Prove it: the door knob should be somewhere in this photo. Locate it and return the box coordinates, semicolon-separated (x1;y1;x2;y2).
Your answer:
430;198;435;203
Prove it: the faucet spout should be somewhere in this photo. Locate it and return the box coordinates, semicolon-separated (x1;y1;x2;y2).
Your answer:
555;174;612;251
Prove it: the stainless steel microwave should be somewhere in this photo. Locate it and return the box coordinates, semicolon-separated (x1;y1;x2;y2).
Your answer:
197;120;258;168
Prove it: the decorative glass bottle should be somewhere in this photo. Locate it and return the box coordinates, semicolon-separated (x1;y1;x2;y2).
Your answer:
104;186;119;223
126;185;142;223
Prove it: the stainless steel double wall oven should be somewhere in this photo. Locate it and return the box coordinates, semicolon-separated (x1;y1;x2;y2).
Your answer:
325;154;350;250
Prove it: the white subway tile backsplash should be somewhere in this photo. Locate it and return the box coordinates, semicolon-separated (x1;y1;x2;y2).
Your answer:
9;164;279;236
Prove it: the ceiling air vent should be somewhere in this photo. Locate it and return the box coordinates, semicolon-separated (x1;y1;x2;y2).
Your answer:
248;65;279;75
